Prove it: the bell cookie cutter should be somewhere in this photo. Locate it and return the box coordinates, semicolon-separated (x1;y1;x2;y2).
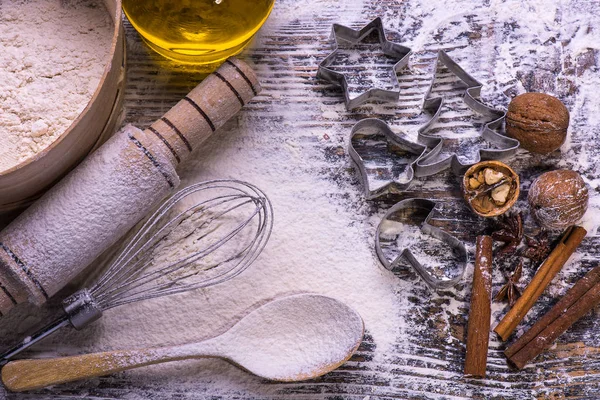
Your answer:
348;118;427;199
414;50;520;177
317;17;412;110
375;198;468;289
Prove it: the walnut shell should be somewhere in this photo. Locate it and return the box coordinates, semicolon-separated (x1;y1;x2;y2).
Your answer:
506;93;569;154
462;161;520;218
528;170;588;230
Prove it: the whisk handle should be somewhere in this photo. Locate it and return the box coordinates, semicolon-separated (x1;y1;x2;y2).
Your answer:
1;346;200;392
0;316;70;363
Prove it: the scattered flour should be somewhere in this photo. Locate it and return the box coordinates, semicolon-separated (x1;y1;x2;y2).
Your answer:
0;0;113;172
379;220;464;283
25;129;406;394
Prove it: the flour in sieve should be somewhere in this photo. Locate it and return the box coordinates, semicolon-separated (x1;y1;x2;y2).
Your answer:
0;0;113;172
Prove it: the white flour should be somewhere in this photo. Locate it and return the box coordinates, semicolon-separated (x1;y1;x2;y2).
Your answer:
1;0;600;397
43;130;405;384
0;0;112;172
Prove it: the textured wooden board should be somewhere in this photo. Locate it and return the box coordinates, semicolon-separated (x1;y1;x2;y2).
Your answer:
2;0;600;398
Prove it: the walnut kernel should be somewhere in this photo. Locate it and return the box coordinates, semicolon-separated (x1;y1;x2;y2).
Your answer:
469;178;482;189
492;183;510;205
462;161;520;218
484;169;505;185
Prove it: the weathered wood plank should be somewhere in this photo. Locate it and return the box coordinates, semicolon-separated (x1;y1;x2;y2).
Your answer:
2;0;600;398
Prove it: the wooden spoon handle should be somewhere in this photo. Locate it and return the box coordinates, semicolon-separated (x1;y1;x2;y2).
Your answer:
1;348;183;392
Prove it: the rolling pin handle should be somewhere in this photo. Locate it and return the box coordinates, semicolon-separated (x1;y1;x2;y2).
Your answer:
145;57;261;166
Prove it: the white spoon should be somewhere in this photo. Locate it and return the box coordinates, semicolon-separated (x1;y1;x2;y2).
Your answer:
2;294;364;392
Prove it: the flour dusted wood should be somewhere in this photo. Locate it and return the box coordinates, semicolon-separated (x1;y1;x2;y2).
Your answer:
0;0;113;172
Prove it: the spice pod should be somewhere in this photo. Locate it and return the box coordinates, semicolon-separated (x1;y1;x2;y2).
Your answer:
462;161;519;218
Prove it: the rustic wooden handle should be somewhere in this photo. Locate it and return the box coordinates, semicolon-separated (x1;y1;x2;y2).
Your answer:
145;57;261;166
1;348;181;392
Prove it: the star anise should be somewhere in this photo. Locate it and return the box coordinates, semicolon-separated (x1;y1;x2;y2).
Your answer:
491;212;523;256
494;260;523;306
522;231;551;263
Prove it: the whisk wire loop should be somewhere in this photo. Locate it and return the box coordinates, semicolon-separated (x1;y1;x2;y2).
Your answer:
91;180;272;309
94;195;252;299
96;197;264;306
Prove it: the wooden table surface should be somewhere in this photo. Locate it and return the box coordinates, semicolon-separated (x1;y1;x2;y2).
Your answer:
3;0;600;398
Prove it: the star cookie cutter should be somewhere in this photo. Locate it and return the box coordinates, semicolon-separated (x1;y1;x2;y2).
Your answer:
375;198;468;289
414;50;520;177
317;17;412;110
349;118;427;199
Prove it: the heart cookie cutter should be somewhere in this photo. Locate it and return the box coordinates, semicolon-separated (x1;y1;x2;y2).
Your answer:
317;17;412;110
415;50;520;177
375;198;468;289
349;118;427;199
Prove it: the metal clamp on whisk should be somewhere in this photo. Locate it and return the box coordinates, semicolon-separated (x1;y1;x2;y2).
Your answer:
0;179;273;363
62;289;103;330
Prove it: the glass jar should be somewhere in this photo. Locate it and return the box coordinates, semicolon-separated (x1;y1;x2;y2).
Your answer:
123;0;275;64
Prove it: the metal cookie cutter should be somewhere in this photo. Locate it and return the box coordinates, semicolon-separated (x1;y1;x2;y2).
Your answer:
415;50;520;177
317;17;412;110
375;198;468;289
349;118;427;199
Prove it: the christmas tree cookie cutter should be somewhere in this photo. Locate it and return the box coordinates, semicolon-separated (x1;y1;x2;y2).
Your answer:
317;17;412;110
414;50;520;177
375;198;468;289
348;118;427;199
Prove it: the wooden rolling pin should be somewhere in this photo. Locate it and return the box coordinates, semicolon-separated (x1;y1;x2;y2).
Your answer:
0;58;260;315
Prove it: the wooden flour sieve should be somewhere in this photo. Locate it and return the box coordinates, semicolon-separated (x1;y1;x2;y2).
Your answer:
0;0;126;213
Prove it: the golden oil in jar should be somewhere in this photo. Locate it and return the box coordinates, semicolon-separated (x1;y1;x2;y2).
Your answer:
122;0;274;64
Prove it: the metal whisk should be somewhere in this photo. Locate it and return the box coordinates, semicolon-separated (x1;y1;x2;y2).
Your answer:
1;179;273;362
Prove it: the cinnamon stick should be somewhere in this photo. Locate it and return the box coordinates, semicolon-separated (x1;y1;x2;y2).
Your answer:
464;235;493;378
505;265;600;369
494;225;587;341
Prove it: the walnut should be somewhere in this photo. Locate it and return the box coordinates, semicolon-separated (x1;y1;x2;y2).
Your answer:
528;170;588;230
462;161;520;217
506;93;569;154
